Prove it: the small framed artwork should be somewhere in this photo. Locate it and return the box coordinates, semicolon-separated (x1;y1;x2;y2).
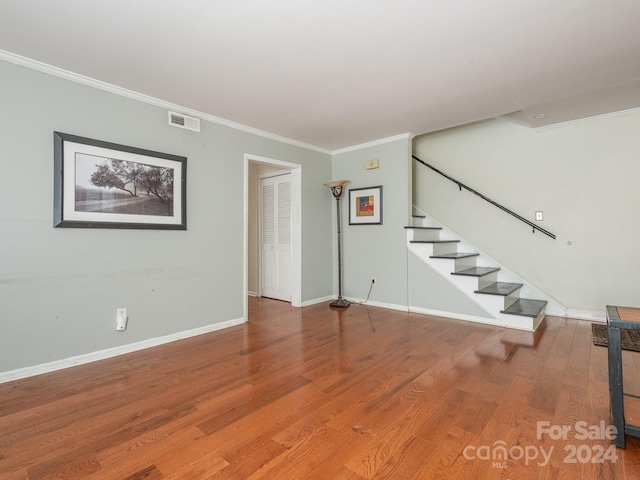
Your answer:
54;132;187;229
349;185;383;225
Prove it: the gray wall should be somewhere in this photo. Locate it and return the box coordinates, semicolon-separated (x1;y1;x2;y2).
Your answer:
332;138;412;306
0;60;332;373
413;112;640;315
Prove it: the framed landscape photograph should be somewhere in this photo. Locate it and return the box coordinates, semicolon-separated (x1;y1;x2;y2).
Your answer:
54;132;187;229
349;185;382;225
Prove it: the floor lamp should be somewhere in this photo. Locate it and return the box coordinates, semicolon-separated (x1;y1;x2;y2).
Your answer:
324;180;350;308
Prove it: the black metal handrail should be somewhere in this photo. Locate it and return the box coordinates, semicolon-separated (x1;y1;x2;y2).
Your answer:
413;155;556;239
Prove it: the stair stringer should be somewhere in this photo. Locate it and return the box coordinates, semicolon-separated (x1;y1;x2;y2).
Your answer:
408;208;566;331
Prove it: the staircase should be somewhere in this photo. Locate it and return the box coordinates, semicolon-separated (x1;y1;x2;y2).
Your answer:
407;211;555;331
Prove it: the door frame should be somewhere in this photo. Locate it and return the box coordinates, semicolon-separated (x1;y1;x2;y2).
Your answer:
244;154;302;320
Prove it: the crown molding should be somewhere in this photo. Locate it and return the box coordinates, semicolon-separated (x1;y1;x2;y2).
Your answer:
1;50;417;156
0;50;332;154
533;106;640;132
332;132;413;155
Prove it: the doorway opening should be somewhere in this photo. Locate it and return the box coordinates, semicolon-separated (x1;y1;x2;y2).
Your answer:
244;154;301;320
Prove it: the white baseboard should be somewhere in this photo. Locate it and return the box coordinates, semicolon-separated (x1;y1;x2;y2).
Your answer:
345;296;531;329
354;300;602;329
0;317;246;384
407;305;511;328
299;294;606;329
301;295;335;307
346;297;409;312
248;291;257;297
311;295;412;312
564;309;606;323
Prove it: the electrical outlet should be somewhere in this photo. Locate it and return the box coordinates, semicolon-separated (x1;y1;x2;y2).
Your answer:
371;277;376;285
535;211;543;221
116;308;127;331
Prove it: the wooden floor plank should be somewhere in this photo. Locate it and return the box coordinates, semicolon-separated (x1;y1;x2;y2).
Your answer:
0;298;638;479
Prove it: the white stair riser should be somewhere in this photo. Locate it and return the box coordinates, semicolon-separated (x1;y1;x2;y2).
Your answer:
477;272;499;289
504;291;520;310
453;256;478;271
409;228;442;242
432;242;459;256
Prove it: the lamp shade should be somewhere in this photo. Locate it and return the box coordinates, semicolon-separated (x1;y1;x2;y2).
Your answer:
323;180;350;199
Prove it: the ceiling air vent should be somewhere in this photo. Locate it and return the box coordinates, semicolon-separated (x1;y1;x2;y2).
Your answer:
168;111;200;132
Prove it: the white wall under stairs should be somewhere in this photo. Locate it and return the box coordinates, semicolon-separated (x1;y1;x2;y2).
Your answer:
408;208;565;331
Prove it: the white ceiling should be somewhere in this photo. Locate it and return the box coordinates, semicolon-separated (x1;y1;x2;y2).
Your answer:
1;0;639;151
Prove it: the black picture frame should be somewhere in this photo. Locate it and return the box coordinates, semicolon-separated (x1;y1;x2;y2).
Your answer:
349;185;383;225
54;132;187;230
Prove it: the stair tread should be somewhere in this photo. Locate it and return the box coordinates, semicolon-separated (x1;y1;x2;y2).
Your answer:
430;252;479;259
475;282;523;296
410;239;460;244
501;299;547;318
404;226;442;230
451;266;500;277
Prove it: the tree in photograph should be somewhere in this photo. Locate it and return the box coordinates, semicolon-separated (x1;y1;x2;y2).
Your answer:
139;166;174;203
90;162;135;196
110;159;146;196
90;159;173;202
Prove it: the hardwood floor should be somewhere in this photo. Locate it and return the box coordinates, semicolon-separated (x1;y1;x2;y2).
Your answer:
1;297;639;479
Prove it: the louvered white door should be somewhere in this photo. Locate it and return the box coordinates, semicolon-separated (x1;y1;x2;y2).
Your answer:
260;173;291;301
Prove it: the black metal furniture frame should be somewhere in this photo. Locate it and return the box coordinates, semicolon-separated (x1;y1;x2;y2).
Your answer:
606;304;640;448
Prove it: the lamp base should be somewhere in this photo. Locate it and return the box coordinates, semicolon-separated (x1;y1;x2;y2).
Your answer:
330;297;351;308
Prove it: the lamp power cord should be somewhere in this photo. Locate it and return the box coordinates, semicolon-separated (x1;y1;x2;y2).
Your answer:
354;279;374;305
